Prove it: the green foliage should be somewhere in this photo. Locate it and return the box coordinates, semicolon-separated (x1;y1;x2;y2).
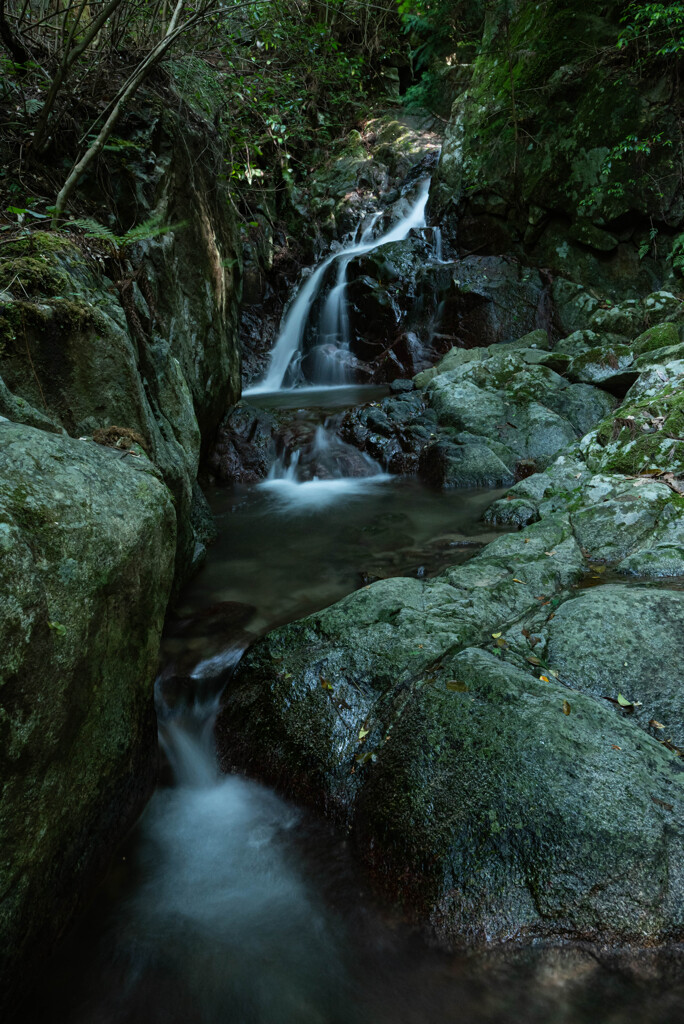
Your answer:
578;132;674;215
0;0;395;219
670;234;684;272
618;2;684;57
397;0;486;114
66;214;182;251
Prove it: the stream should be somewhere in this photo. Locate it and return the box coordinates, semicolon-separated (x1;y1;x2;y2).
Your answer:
31;179;684;1024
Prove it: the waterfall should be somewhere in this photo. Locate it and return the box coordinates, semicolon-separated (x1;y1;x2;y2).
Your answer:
96;650;354;1022
246;179;431;395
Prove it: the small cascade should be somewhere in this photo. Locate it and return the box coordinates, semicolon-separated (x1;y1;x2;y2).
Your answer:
156;644;244;787
247;179;431;395
260;422;389;508
84;651;354;1023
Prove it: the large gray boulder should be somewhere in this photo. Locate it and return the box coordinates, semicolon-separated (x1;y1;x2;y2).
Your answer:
0;422;175;1003
217;514;684;946
546;586;684;749
355;647;684;946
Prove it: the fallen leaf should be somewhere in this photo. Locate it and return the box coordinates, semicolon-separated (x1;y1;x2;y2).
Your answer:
48;621;67;636
612;744;621;751
650;719;665;730
358;727;369;740
492;632;503;639
652;796;674;811
562;700;571;715
526;655;542;666
495;638;507;648
617;693;642;708
320;677;333;691
545;550;557;557
512;578;526;584
446;680;468;692
550;669;559;678
539;675;550;683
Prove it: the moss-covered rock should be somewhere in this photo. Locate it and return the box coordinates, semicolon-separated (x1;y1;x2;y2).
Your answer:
0;110;241;586
0;421;175;1005
546;585;684;748
354;646;684;946
581;371;684;476
632;322;680;355
217;515;684;946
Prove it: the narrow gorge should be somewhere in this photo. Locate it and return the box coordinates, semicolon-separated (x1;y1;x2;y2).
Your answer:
2;2;684;1022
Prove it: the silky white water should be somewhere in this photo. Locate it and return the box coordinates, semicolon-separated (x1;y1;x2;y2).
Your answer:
246;180;431;394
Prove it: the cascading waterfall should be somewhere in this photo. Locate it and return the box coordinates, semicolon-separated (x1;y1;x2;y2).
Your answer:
246;179;431;395
261;423;389;509
93;655;355;1023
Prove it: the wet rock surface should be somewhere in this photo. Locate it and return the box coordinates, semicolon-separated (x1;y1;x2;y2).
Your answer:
0;422;175;1000
217;284;684;950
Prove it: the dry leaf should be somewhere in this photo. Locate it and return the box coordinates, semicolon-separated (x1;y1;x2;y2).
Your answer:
562;700;571;715
539;675;550;683
446;680;468;693
650;719;665;730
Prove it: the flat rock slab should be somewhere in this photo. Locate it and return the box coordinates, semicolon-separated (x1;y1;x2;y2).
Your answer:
546;585;684;749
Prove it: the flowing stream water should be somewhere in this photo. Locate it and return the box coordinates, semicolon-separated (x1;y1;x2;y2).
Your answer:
30;181;684;1024
245;180;430;393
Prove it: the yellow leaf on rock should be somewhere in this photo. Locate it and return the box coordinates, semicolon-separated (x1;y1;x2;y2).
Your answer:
562;700;571;715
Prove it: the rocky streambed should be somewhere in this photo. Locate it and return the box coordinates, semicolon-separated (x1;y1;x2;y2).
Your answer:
216;286;684;951
4;42;684;1020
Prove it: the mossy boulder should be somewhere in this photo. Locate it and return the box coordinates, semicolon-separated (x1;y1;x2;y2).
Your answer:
580;371;684;477
0;421;175;1007
217;515;684;946
217;514;585;808
419;439;515;488
546;586;684;749
354;646;684;946
632;322;680;355
571;483;677;563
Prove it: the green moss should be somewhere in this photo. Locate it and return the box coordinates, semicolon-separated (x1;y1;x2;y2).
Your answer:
0;297;95;349
590;384;684;474
632;322;680;355
0;256;70;298
2;231;78;257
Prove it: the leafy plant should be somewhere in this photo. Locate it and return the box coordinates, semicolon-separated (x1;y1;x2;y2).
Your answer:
66;213;183;250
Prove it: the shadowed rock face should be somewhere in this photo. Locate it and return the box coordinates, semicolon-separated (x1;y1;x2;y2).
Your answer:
0;422;176;1007
0;110;242;1014
0;112;241;586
